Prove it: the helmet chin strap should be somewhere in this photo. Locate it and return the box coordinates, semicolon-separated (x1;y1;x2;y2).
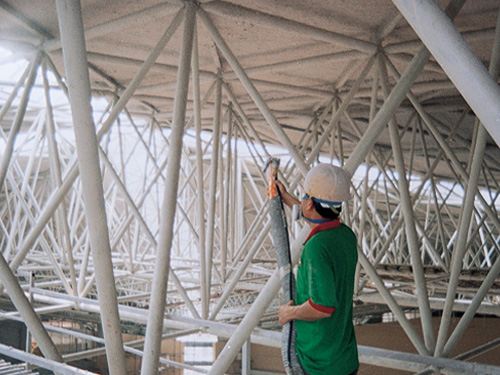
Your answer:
301;211;334;224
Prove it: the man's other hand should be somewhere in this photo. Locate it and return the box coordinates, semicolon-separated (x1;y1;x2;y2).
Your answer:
279;300;295;325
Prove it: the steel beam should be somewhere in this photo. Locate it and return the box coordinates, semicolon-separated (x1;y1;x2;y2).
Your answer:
203;1;377;54
55;1;127;374
197;6;309;176
140;2;196;374
208;227;310;375
391;0;500;148
379;54;436;352
0;254;63;362
191;25;209;319
205;73;223;303
437;7;500;357
0;51;41;191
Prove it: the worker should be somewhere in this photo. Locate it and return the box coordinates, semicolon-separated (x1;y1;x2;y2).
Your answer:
276;163;359;375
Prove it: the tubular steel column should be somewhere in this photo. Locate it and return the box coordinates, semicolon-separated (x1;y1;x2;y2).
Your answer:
140;2;196;374
379;55;436;351
205;72;223;301
391;0;500;148
55;1;127;374
222;107;233;282
436;7;500;357
42;60;78;296
191;25;209;319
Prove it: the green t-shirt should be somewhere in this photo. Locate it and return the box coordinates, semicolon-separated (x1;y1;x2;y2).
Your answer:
295;223;359;375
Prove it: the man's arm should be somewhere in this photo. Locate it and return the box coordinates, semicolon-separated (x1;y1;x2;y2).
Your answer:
274;180;300;208
279;299;334;325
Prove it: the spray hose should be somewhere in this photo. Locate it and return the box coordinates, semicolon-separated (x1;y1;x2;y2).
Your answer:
265;158;305;375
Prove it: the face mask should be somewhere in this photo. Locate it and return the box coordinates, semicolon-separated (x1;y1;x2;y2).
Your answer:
301;209;333;224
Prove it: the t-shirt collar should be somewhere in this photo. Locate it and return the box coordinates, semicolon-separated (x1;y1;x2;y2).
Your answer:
304;218;341;244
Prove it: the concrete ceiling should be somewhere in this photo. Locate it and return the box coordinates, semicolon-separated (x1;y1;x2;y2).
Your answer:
1;2;500;373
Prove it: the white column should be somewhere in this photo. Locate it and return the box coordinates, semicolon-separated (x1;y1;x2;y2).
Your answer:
205;72;223;301
55;1;127;374
140;2;196;374
242;339;251;375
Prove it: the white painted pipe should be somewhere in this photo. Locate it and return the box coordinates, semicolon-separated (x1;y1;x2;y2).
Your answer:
203;1;376;54
208;227;309;375
43;2;180;52
205;73;223;301
191;25;209;320
391;0;500;148
379;55;436;351
438;8;500;357
0;51;41;190
11;7;185;275
0;255;63;362
55;1;127;373
140;2;196;374
0;344;93;375
198;6;309;177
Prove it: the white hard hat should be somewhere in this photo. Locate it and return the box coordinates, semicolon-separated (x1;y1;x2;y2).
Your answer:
304;163;351;203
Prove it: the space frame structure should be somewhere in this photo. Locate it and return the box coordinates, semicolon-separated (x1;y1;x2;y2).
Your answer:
0;0;500;374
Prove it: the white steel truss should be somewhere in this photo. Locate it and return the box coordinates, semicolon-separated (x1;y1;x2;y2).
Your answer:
0;0;499;374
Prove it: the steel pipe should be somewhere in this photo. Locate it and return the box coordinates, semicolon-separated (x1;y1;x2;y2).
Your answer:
306;54;376;167
42;60;78;296
98;148;201;319
55;1;127;373
197;6;309;177
391;0;500;148
359;345;500;375
10;7;185;274
140;2;196;374
203;1;377;54
43;2;181;52
344;0;466;176
205;73;223;301
191;25;209;319
0;344;93;375
0;59;31;125
0;51;41;191
221;107;233;282
438;7;500;357
0;254;62;362
379;55;436;351
208;226;310;375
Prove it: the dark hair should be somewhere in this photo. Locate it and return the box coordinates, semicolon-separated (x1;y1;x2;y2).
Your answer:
312;200;341;220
